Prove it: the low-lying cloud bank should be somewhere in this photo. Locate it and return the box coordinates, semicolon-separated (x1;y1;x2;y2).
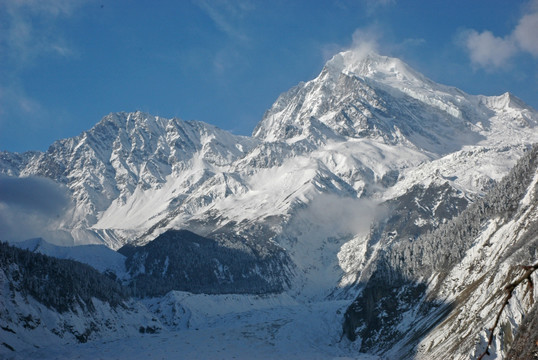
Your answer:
298;193;383;238
0;175;70;242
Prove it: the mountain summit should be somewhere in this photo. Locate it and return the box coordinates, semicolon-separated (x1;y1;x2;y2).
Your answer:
254;50;536;155
325;50;428;83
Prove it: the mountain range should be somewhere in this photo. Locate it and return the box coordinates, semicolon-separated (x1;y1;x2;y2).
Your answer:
1;50;537;359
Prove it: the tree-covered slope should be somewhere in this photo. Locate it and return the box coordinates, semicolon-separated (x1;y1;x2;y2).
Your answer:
343;144;538;359
119;229;292;297
0;241;129;313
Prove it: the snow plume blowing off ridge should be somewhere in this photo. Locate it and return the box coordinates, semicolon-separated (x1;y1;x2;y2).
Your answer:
347;27;381;60
0;175;70;243
324;26;381;65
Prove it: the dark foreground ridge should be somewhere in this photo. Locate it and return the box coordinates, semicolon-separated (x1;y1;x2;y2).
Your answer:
0;241;129;313
119;229;291;297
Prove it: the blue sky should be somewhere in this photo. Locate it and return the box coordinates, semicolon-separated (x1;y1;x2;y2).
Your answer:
1;0;537;152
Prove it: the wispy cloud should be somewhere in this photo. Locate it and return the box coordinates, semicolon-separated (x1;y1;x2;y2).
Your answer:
363;0;395;14
463;30;518;69
513;9;538;56
461;0;538;70
0;83;44;117
299;193;381;236
1;0;85;66
192;0;254;75
0;81;49;141
194;0;253;42
322;24;425;63
213;47;247;73
322;26;383;62
350;27;382;54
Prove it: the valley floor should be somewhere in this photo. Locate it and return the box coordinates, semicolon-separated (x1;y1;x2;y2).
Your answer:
10;294;378;360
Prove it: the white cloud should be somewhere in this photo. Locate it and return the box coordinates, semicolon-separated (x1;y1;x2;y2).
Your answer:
514;12;538;56
0;175;71;242
322;26;383;62
299;194;381;236
350;27;382;55
322;25;427;68
463;0;538;69
464;30;517;69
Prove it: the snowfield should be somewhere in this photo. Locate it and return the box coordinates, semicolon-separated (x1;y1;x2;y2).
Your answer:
11;293;377;360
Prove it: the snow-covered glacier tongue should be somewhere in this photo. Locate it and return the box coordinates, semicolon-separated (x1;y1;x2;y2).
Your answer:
1;48;538;359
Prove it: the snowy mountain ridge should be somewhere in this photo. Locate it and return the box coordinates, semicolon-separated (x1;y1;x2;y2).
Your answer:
2;50;537;249
253;51;536;153
1;49;538;359
12;237;127;278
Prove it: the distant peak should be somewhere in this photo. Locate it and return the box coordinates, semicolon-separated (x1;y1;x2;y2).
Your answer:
480;92;530;111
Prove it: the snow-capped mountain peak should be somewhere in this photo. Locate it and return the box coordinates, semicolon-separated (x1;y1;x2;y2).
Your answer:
479;91;531;112
3;51;538;249
324;50;427;86
252;48;538;159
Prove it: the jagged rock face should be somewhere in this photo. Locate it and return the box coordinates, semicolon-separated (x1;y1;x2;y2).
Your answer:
1;112;258;246
335;181;471;293
1;50;537;303
253;52;536;155
381;182;469;241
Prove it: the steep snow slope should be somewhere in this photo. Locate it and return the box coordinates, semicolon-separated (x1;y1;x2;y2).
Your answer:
1;111;257;247
0;242;160;357
253;52;536;154
415;176;538;358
